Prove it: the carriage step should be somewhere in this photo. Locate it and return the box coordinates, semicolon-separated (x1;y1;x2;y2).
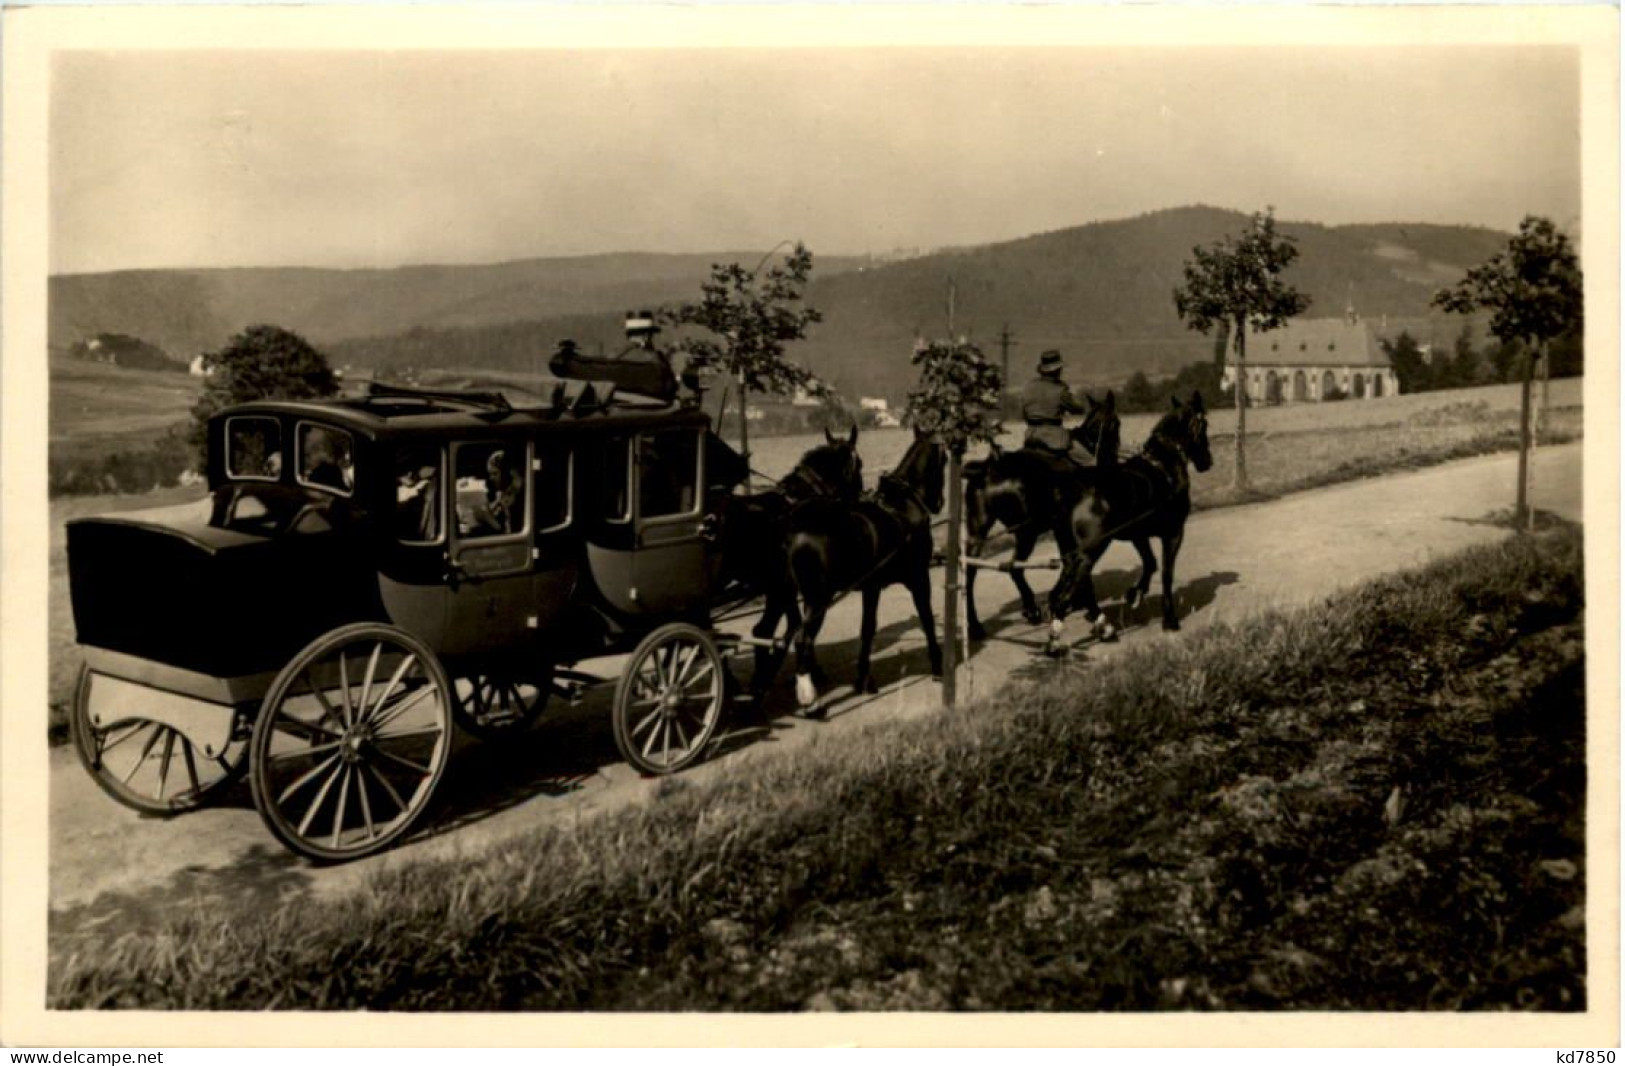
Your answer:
551;668;605;705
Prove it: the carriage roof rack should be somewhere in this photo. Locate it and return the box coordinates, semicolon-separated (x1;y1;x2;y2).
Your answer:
363;381;514;419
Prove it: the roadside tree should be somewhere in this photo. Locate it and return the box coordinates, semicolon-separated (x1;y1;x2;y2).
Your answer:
1433;215;1583;528
904;337;1003;708
1173;208;1310;492
661;242;825;475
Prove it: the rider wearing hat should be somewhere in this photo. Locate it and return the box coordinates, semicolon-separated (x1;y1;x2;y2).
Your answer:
1022;349;1090;463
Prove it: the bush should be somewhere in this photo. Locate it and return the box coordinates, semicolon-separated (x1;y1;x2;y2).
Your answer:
49;425;195;497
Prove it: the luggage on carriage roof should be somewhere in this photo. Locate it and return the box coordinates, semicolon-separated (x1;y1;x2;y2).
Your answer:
549;339;678;403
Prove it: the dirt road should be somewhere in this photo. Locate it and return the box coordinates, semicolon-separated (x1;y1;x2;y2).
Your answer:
48;444;1583;943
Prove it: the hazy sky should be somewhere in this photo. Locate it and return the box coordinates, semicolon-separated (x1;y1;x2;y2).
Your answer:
51;47;1580;273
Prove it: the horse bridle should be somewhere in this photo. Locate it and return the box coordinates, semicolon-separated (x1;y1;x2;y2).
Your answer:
780;447;859;502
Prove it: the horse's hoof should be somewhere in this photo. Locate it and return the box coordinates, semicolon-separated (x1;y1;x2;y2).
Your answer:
1022;607;1044;625
1098;622;1118;642
795;673;818;707
1043;639;1067;659
860;676;879;694
1124;589;1142;609
1162;618;1181;632
968;624;987;642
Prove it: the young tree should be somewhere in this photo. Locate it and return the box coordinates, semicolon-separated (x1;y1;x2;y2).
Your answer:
1173;208;1310;490
1433;215;1583;529
661;242;825;473
1382;331;1431;394
904;338;1004;708
187;324;339;466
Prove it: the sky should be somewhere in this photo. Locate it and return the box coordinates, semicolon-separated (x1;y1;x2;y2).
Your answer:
50;46;1581;274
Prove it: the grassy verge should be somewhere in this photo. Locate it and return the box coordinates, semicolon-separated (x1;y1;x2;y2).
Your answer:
50;525;1585;1010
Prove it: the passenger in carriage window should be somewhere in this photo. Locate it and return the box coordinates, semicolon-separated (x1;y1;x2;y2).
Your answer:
471;448;525;536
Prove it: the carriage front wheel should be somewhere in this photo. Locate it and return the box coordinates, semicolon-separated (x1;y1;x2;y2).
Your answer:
249;623;452;862
613;623;727;776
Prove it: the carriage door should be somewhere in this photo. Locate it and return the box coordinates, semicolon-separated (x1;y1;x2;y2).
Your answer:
630;427;707;615
438;440;537;657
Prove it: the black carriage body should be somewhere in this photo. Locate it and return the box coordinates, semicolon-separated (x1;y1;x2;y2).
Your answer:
68;388;743;689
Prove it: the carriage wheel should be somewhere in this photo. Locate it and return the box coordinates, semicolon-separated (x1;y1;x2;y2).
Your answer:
249;623;452;862
69;664;250;815
613;623;727;776
452;666;551;741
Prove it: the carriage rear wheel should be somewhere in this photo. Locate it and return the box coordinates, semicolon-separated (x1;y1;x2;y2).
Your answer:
451;666;552;741
613;623;727;776
249;623;452;862
69;664;250;815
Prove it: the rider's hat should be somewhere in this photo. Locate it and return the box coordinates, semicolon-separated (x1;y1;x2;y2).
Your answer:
1038;349;1064;375
624;310;659;337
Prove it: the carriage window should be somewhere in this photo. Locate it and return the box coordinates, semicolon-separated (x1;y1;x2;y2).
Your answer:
225;417;282;480
454;441;529;540
638;429;701;519
535;442;571;533
596;436;632;523
395;443;444;544
296;423;355;496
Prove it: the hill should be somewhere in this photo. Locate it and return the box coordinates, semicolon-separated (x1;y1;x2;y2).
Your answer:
48;252;874;360
50;207;1513;400
324;207;1511;399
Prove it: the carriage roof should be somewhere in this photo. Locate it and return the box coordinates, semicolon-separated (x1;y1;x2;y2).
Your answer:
216;382;710;444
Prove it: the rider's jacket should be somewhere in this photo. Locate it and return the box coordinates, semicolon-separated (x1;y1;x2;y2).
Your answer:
1021;376;1086;453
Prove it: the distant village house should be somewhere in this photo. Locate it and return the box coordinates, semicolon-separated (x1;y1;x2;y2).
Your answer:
1226;310;1398;403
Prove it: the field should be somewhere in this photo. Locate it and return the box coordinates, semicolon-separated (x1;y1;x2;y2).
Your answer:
43;379;1584;734
49;357;199;464
49;524;1586;1009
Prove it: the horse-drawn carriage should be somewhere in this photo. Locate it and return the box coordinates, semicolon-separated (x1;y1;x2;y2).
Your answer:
66;376;854;861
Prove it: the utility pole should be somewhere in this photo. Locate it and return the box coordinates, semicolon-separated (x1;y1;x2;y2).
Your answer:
997;323;1017;395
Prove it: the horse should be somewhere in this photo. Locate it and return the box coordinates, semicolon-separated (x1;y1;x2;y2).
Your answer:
710;426;865;701
1044;391;1213;655
782;431;947;710
962;391;1122;640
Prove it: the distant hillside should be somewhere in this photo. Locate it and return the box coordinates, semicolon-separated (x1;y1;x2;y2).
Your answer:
330;207;1514;400
51;208;1517;401
49;252;873;360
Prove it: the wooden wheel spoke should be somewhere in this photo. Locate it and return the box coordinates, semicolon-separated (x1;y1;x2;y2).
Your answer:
367;684;436;733
641;716;667;760
96;720;149;759
632;705;663;740
268;739;344;764
273;715;342;744
181;737;202;797
155;728;177;800
368;653;419;724
331;765;353;848
668;715;691;752
356;643;384;722
306;672;347;733
295;757;346;836
672;644;701;689
277;751;342;806
364;762;409;816
684;663;717;696
337;652;354;727
120;724;163;785
372;722;444;742
371;745;432;776
356;764;377;841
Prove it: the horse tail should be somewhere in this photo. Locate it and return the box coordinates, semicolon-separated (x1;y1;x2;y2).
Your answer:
787;532;833;610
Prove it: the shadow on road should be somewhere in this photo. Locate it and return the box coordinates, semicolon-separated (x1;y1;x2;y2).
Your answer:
51;843;315;963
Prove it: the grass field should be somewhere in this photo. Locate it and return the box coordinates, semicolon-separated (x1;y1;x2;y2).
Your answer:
49;358;200;465
42;380;1584;735
49;524;1586;1009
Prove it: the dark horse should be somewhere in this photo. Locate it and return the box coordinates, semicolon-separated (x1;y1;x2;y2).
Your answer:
784;431;947;709
962;391;1122;639
1044;391;1213;654
710;426;865;700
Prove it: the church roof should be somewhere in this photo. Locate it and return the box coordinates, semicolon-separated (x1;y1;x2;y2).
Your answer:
1247;317;1390;369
